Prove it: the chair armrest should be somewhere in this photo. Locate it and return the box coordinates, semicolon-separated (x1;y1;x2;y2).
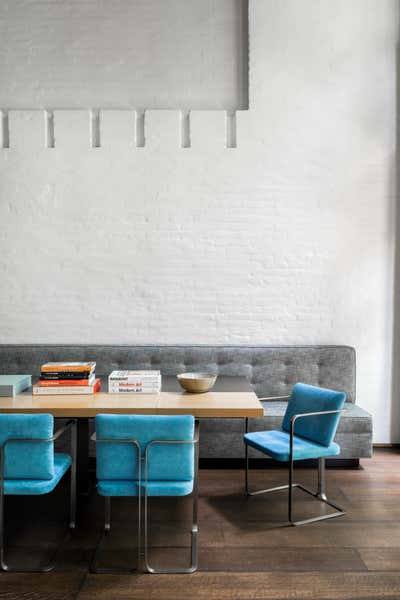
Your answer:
92;420;200;487
0;419;77;485
144;420;200;483
290;409;345;427
53;419;77;442
91;420;200;446
289;409;345;460
1;418;77;449
91;433;142;486
145;420;199;453
91;432;141;448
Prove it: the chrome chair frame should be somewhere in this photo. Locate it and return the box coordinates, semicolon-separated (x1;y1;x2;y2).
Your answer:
0;418;77;572
89;435;142;574
90;420;199;574
144;421;199;574
245;408;346;526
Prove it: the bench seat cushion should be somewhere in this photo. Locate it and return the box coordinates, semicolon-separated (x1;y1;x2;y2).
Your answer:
261;402;372;434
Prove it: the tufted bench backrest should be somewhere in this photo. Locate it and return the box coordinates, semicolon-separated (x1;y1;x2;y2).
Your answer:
0;345;356;403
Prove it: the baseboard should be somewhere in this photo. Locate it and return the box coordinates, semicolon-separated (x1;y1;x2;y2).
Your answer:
373;443;400;448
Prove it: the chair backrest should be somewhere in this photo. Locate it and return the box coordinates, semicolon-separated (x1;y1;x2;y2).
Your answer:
282;383;346;446
0;414;54;480
95;414;195;482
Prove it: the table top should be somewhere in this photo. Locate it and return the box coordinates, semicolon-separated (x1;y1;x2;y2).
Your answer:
0;376;264;418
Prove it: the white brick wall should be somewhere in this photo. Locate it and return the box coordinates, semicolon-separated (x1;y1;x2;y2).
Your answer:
0;0;398;442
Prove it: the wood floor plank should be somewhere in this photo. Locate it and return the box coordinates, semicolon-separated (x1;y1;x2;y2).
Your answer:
358;548;400;571
196;547;366;572
2;449;400;600
95;546;366;573
0;572;85;600
77;572;400;600
220;521;400;548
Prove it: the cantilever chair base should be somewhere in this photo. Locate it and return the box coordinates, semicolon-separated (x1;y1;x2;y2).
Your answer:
0;419;77;573
1;525;74;573
244;400;347;527
245;480;346;526
90;494;198;575
143;424;199;574
90;496;141;574
144;507;198;574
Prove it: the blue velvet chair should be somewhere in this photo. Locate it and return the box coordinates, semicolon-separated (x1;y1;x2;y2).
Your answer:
91;414;199;574
0;414;77;571
244;383;346;526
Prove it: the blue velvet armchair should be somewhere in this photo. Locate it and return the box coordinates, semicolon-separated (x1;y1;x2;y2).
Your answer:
244;383;346;526
91;414;199;574
0;413;77;571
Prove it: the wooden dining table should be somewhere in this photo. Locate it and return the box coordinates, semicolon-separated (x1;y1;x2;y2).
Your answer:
0;376;264;493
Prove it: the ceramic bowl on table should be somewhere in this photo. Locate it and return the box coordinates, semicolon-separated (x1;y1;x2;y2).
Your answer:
177;373;218;393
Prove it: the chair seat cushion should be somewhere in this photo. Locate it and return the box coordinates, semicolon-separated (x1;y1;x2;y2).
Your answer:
244;430;340;462
3;453;71;496
97;479;194;497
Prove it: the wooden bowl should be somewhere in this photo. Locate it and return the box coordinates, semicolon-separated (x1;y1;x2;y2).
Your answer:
177;372;217;393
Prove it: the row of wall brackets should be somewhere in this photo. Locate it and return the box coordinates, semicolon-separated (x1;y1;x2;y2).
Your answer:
0;109;243;150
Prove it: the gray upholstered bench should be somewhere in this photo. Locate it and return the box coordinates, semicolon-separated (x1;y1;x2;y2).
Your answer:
0;345;372;466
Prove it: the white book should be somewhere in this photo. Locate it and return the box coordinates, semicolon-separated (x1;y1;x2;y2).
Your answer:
108;380;161;387
109;383;161;391
109;370;161;380
108;387;160;394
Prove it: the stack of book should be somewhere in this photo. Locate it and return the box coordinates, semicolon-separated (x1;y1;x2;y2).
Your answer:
32;362;100;395
108;370;161;394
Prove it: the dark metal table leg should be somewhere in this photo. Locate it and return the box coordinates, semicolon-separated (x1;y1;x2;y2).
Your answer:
77;418;90;496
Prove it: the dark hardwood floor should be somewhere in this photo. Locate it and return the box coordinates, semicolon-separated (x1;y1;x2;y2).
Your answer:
1;448;400;599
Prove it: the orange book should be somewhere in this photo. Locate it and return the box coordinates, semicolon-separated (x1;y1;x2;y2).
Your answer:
41;362;96;373
38;378;95;386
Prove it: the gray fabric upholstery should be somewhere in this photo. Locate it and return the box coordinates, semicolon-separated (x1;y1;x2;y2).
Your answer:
259;402;372;434
0;344;371;459
0;344;356;402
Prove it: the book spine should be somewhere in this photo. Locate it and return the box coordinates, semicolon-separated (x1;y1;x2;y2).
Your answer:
108;380;160;386
109;383;160;388
108;388;160;394
41;365;95;373
109;376;160;381
40;372;94;380
110;371;160;378
33;379;101;395
38;378;95;386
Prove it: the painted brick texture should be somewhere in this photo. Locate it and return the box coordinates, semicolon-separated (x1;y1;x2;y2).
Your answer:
0;0;398;442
